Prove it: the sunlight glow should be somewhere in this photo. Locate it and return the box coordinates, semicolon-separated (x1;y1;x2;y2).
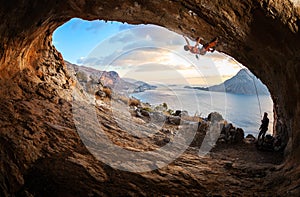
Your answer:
53;19;243;86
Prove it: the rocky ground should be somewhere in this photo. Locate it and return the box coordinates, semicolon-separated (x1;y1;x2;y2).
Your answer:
0;59;288;196
68;88;286;196
92;105;284;196
1;0;300;196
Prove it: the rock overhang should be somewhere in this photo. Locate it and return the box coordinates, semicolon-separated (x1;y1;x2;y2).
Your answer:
0;0;300;194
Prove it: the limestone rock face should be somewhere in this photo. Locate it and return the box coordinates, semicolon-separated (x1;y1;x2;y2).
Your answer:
0;0;300;196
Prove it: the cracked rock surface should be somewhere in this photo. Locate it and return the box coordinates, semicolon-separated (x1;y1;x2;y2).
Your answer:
0;0;300;196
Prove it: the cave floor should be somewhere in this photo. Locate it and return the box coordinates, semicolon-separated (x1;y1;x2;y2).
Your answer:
83;101;285;196
11;97;285;196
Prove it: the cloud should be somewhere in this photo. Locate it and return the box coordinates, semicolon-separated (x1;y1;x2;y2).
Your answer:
68;18;110;34
206;52;226;61
132;26;176;42
85;20;136;34
76;57;85;64
85;20;106;33
118;23;137;31
89;47;170;66
85;39;196;74
130;63;193;73
77;57;102;65
133;63;171;72
122;64;189;84
121;41;157;51
78;24;242;85
86;25;187;67
106;48;194;70
108;31;136;43
169;38;185;46
174;64;195;70
70;18;84;30
109;25;184;48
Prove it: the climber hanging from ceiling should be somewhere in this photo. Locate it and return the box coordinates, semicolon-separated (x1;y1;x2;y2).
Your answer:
183;36;218;59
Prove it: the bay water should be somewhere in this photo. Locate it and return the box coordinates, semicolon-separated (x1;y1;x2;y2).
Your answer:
131;85;273;136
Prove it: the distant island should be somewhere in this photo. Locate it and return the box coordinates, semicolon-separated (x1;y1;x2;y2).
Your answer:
123;78;157;93
184;86;209;91
185;69;270;95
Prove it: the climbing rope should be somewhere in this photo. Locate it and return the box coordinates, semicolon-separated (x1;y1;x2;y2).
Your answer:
229;57;263;118
252;75;263;118
181;36;263;118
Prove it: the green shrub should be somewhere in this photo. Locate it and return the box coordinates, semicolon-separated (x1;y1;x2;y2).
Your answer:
142;107;153;112
167;109;174;115
162;102;168;109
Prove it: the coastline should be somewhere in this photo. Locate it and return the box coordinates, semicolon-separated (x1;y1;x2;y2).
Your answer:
131;85;274;136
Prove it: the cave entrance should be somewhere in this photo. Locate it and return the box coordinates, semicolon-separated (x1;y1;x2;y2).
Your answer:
53;18;279;170
2;1;299;195
53;18;274;136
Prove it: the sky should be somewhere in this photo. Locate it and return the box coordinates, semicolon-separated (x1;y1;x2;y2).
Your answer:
53;18;244;86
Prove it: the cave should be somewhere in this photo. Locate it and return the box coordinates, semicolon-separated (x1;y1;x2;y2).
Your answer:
0;0;300;196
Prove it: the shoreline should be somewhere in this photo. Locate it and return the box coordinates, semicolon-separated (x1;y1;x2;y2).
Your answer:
131;86;274;136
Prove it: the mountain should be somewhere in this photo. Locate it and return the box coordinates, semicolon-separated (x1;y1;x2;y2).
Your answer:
65;61;156;93
186;69;270;95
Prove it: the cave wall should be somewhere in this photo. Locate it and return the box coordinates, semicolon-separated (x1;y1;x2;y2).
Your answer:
0;0;300;194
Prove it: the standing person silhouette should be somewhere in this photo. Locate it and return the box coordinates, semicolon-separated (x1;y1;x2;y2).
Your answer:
258;112;269;142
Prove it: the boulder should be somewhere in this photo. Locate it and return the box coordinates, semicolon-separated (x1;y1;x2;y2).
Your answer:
174;110;181;116
219;123;244;144
235;128;245;143
207;112;224;123
136;110;143;118
141;109;150;117
163;137;171;143
150;112;166;124
244;134;256;144
168;116;181;125
174;110;189;117
95;90;106;98
256;135;275;151
161;128;171;134
180;110;189;117
246;134;256;140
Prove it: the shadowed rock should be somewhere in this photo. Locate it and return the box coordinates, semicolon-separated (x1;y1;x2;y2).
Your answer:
0;0;299;196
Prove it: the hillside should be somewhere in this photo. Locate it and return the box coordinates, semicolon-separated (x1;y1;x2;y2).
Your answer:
65;61;156;93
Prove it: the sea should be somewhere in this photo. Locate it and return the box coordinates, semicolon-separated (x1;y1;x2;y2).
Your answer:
131;85;273;136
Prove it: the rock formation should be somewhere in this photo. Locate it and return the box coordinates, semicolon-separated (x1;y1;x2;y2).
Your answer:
209;68;270;95
66;61;156;94
0;0;300;196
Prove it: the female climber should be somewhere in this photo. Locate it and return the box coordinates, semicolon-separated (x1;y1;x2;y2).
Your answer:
183;36;219;58
183;36;201;59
